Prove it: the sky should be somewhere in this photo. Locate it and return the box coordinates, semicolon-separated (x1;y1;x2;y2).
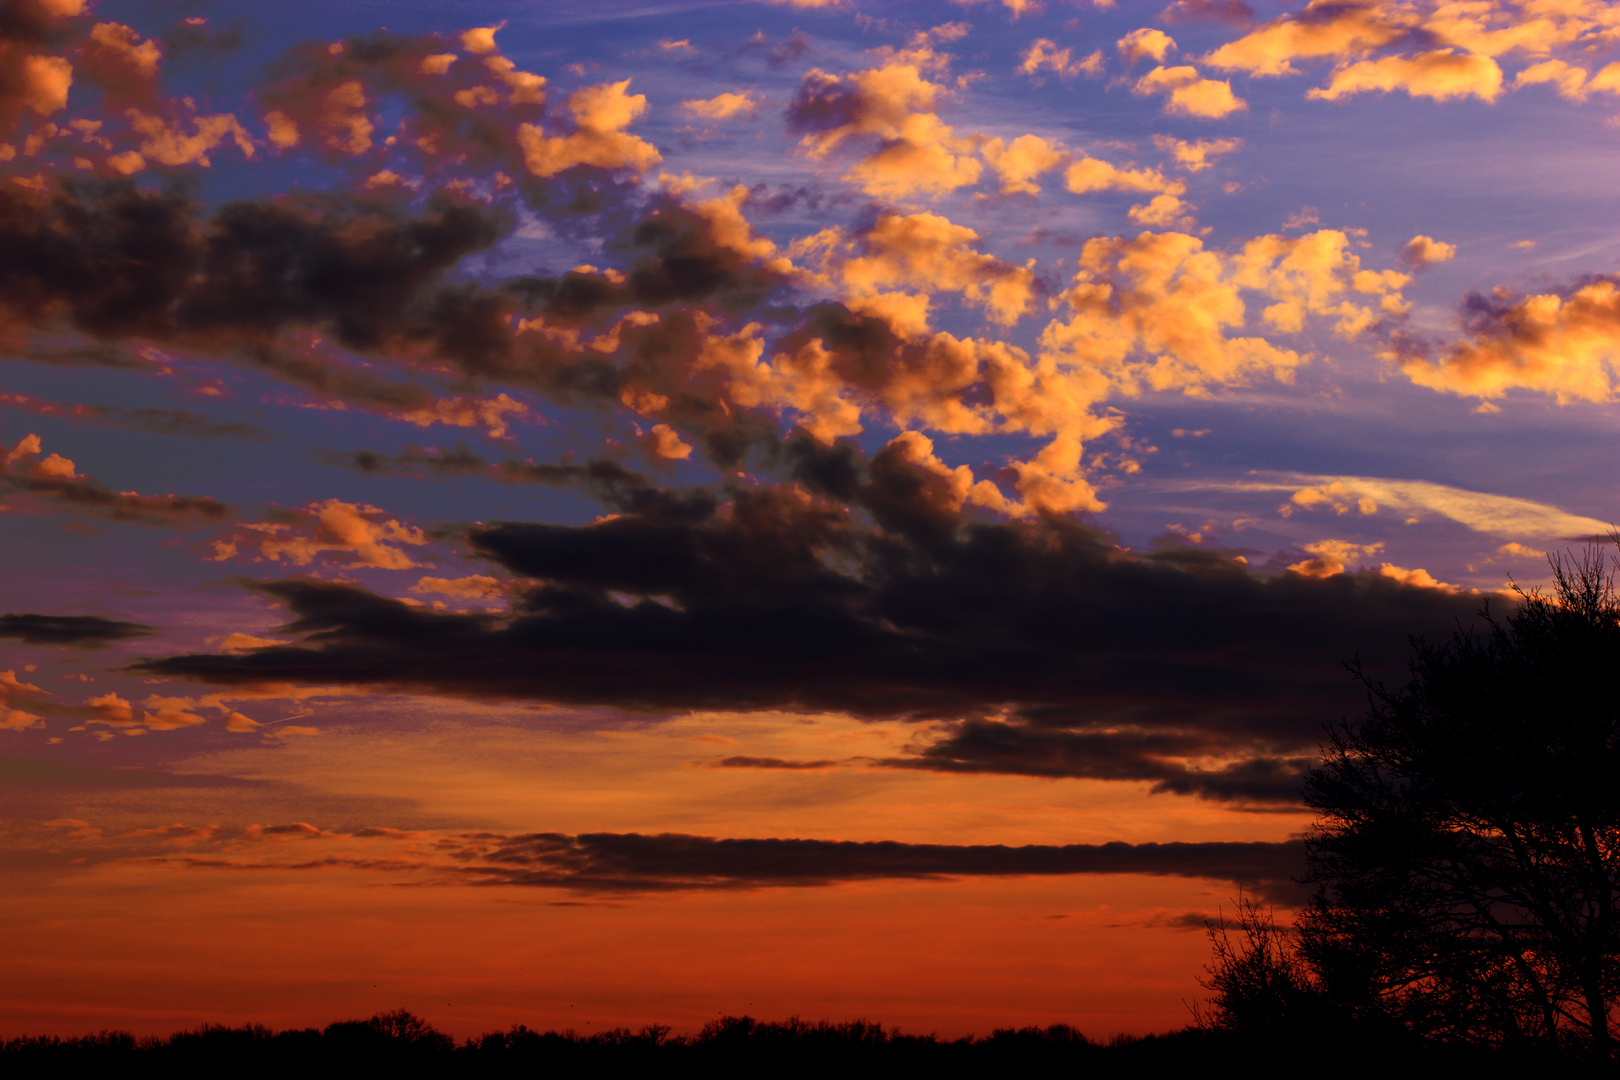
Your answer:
2;0;1619;1041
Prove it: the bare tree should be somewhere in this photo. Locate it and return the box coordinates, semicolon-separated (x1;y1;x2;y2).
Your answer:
1301;547;1620;1060
1195;894;1325;1034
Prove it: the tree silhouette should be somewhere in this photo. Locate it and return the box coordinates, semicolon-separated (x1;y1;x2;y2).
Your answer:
1301;548;1620;1060
1195;894;1328;1036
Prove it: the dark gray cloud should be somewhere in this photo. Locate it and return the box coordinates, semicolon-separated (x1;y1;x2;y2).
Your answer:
717;756;840;770
884;719;1316;807
1159;0;1254;23
446;831;1309;905
134;437;1481;806
324;444;651;501
0;394;270;440
0;613;154;647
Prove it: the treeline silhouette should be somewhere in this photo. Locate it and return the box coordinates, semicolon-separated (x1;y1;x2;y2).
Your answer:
2;1009;1489;1073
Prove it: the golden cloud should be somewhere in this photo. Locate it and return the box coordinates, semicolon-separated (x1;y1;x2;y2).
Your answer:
1132;65;1248;118
1308;49;1504;103
1398;279;1620;404
517;79;661;176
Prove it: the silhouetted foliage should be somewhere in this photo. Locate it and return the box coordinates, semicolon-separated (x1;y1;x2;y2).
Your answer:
1298;547;1620;1062
0;1007;1518;1074
1196;895;1331;1035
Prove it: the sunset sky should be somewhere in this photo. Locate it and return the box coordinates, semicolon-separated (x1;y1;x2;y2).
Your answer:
4;0;1620;1040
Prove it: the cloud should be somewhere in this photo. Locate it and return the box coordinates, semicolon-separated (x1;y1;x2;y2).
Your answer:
1282;480;1380;518
1513;58;1592;101
1203;1;1414;78
328;444;655;503
1040;229;1403;402
1117;28;1177;65
59;817;1306;904
412;575;506;600
396;393;531;440
0;392;270;440
1307;49;1503;103
0;178;512;421
0;1;86;135
803;211;1038;328
1172;473;1612;539
954;0;1045;18
1063;157;1181;197
442;831;1308;903
0;613;154;647
120;109;255;171
717;755;840;770
1396;278;1620;405
1497;541;1546;560
256;28;550;165
1062;157;1189;226
890;718;1316;806
209;499;429;569
135;463;1482;800
1017;39;1103;80
1400;234;1456;269
1;669;50;731
981;134;1068;195
787;53;983;198
1132;65;1248;118
140;694;208;730
517;80;661;177
1286;538;1384;578
0;433;230;524
1160;0;1253;23
1151;135;1242;172
681;91;760;121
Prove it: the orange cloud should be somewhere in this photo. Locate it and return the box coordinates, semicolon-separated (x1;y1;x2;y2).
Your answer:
212;499;429;570
397;393;531;439
517;79;661;176
1375;563;1460;592
412;575;505;600
1513;59;1591;101
122;109;255;170
1063;157;1181;196
801;211;1038;329
1041;228;1406;403
1017;39;1103;80
0;433;230;525
1234;229;1410;337
1204;1;1413;77
1151;135;1242;172
788;54;982;199
1308;49;1504;103
1397;279;1620;405
1281;481;1379;517
1117;28;1177;64
1132;66;1248;118
1401;234;1456;269
681;92;760;121
1286;539;1385;577
1;669;48;731
644;423;694;461
1064;156;1189;225
981;134;1068;194
141;695;208;731
1424;1;1620;60
460;23;505;55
